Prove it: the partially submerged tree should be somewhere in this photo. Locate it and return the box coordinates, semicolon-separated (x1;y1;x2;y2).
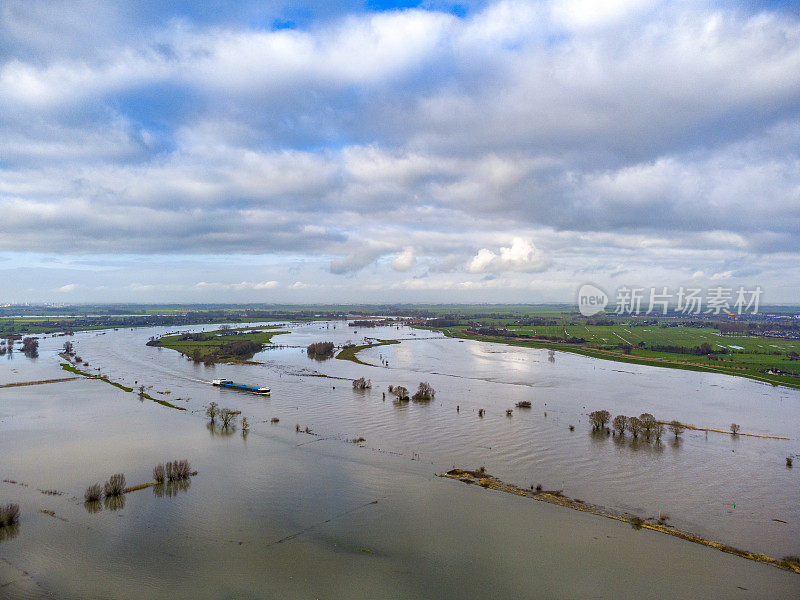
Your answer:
668;420;685;438
730;423;740;435
84;483;102;502
166;460;191;481
104;473;126;497
628;416;643;438
206;402;219;423
589;410;611;430
639;413;657;438
0;503;20;528
220;408;240;427
612;415;628;435
21;337;38;357
412;382;435;402
391;386;409;401
352;377;371;390
307;341;335;357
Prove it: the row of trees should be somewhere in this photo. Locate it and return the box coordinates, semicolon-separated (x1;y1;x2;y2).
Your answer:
591;410;743;438
590;410;681;440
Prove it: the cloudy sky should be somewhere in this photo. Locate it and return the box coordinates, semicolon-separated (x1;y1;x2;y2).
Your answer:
1;0;799;304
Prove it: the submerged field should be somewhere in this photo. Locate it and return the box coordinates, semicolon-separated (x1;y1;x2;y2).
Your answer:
426;321;800;389
0;320;798;598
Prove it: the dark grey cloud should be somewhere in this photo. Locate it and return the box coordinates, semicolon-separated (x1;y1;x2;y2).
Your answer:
1;1;799;301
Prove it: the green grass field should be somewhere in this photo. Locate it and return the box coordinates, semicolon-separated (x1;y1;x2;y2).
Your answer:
155;326;288;363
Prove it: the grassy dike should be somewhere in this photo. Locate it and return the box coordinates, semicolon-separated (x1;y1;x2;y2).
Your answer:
335;339;400;365
442;469;800;575
60;362;185;410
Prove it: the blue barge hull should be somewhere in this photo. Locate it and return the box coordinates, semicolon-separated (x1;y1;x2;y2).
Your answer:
212;379;270;394
220;382;261;392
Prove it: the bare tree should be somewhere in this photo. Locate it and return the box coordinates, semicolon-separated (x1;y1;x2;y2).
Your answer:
412;382;435;402
392;386;409;401
639;413;657;438
612;415;628;435
352;377;371;390
589;410;611;430
104;473;126;497
668;420;685;438
628;416;643;438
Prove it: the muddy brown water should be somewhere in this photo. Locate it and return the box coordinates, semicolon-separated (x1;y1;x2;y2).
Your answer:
0;321;798;598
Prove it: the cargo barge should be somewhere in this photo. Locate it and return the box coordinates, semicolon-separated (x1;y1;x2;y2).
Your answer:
211;379;270;394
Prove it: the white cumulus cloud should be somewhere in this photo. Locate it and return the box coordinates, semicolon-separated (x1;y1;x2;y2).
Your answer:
466;238;550;274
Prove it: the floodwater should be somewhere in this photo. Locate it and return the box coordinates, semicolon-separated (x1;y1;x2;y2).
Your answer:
0;321;798;599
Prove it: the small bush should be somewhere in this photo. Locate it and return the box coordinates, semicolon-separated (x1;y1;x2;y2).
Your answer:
786;457;793;467
0;503;20;527
516;401;532;408
84;483;102;502
478;408;484;417
506;409;513;416
104;473;126;497
270;417;279;423
153;464;165;483
242;417;250;432
730;423;740;435
352;437;366;443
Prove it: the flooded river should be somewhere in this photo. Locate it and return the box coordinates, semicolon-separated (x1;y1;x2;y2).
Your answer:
0;321;798;598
